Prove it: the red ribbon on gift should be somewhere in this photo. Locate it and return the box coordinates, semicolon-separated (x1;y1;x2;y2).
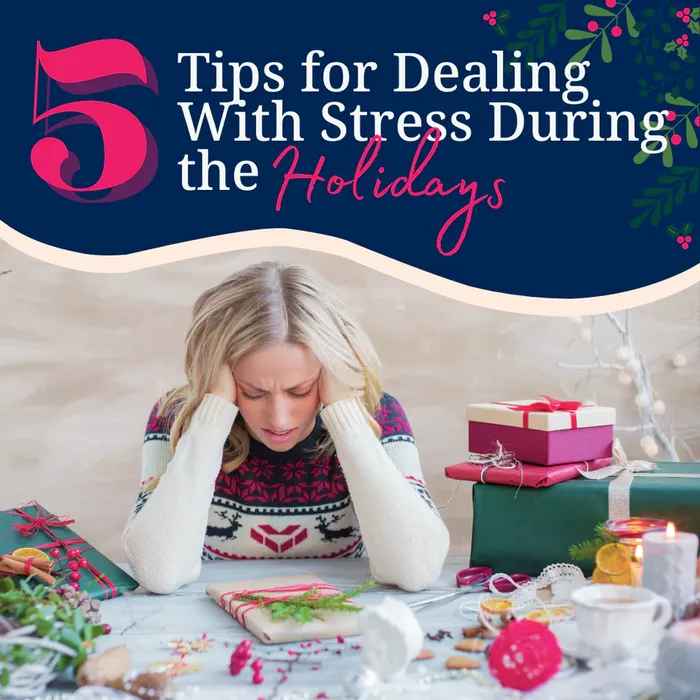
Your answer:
219;582;353;628
2;501;118;599
494;395;587;429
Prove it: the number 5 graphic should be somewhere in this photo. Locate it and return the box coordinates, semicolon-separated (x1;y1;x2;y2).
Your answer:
31;39;158;202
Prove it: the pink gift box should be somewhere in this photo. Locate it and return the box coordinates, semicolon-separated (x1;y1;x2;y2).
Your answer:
467;396;616;466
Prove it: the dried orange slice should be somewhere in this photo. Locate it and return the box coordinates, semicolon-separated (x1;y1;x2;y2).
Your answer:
481;598;513;614
596;543;631;576
592;566;615;584
524;610;551;624
12;548;49;560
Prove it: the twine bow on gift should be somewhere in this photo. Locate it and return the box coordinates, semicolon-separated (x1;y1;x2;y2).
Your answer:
495;396;587;429
576;438;657;520
10;501;76;537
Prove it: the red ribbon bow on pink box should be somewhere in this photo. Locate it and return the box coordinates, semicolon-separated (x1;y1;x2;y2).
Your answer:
495;395;587;429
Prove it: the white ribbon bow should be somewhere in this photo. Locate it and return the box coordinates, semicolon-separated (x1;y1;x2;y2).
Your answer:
577;437;657;520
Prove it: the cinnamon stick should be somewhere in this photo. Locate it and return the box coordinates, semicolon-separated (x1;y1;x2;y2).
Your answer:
2;555;54;573
0;557;56;585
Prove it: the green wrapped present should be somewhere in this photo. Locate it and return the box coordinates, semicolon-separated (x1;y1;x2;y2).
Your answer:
0;501;139;600
470;460;700;577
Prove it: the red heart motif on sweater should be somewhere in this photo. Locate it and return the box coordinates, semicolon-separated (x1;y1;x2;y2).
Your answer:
250;525;308;553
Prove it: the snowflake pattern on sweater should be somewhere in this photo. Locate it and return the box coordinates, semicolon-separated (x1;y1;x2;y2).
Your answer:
133;392;437;561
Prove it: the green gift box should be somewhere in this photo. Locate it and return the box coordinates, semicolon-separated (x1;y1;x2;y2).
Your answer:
0;502;139;600
470;461;700;577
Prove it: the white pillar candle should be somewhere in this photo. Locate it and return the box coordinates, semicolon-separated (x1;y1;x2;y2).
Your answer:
655;618;700;700
642;523;699;618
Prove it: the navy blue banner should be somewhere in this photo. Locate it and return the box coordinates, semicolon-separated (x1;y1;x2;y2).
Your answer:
1;2;699;298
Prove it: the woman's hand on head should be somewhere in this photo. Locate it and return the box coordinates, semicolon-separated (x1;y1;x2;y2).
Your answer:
209;364;237;405
319;368;359;407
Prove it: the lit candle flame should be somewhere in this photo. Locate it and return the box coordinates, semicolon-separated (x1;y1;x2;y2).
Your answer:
666;522;676;539
635;544;643;561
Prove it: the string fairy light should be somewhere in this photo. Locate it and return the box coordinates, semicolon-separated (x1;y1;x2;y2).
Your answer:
559;311;685;462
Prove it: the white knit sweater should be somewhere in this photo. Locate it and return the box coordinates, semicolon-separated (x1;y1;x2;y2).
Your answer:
121;392;450;594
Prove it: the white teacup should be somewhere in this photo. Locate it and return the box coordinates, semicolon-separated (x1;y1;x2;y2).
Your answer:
570;584;672;656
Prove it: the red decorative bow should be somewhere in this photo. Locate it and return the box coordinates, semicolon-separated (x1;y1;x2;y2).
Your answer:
495;396;586;429
12;501;75;537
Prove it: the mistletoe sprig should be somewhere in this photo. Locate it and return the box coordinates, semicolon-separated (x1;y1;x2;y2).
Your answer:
0;577;107;687
234;579;375;624
569;522;620;562
630;165;700;228
503;2;568;67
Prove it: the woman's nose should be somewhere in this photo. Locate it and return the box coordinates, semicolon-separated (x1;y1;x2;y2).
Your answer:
267;397;292;429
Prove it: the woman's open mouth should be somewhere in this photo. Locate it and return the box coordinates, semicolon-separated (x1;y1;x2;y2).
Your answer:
261;427;297;444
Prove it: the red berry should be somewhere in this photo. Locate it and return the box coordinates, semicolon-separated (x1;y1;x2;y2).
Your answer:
103;624;112;635
587;21;599;31
677;10;684;16
695;116;700;127
337;635;345;644
251;659;263;671
682;243;689;249
677;37;683;43
68;560;79;571
666;110;677;121
49;548;60;559
611;26;623;37
70;581;80;590
490;10;497;16
683;15;691;22
685;236;692;243
605;0;616;6
683;34;689;39
69;571;81;582
252;672;264;684
684;7;691;13
483;13;490;20
489;18;497;25
67;548;80;558
671;134;683;145
78;558;88;568
678;235;685;243
684;40;689;46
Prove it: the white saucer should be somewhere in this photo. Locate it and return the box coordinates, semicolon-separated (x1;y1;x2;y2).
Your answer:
552;620;663;664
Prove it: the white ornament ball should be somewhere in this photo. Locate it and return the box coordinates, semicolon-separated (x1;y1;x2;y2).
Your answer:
343;667;380;698
672;353;687;368
580;327;592;342
635;392;650;408
569;316;583;325
618;371;633;386
653;400;666;416
640;435;659;457
617;346;631;361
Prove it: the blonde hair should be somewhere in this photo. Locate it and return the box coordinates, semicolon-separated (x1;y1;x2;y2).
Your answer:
159;261;383;472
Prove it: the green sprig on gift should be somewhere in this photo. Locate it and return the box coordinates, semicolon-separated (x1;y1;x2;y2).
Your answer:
234;579;376;624
0;576;108;687
568;522;620;562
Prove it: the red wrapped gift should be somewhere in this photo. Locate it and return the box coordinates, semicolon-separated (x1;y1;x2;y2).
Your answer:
445;456;613;488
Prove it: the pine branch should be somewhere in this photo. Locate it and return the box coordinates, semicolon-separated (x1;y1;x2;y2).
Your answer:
569;523;619;561
235;579;376;623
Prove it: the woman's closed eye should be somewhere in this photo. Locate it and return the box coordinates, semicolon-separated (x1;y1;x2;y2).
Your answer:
241;389;313;400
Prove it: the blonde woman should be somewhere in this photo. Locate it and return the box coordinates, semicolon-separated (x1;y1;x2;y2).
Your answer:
121;261;450;594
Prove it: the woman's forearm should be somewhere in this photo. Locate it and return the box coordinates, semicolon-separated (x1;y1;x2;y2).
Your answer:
321;398;450;592
121;394;238;594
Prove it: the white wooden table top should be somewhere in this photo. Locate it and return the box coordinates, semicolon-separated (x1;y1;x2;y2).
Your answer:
44;557;661;700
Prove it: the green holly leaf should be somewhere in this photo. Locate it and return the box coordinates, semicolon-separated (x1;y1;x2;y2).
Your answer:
689;19;699;33
566;29;598;39
654;71;665;80
601;30;613;62
498;9;511;20
670;61;681;71
692;7;700;19
663;137;674;168
496;24;508;36
666;93;696;106
585;4;614;16
667;224;680;235
691;171;700;194
688;118;699;148
638;78;648;86
652;37;661;48
678;45;689;59
665;40;679;52
646;55;655;65
626;7;639;37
